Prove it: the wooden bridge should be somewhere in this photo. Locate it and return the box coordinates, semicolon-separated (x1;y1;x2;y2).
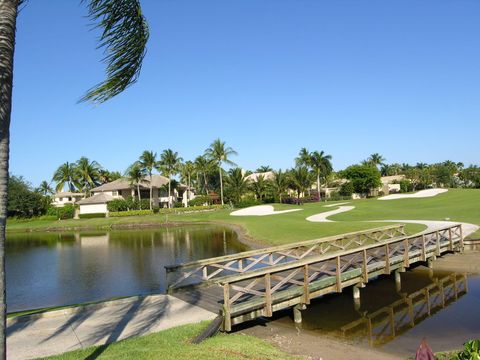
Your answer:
166;223;463;332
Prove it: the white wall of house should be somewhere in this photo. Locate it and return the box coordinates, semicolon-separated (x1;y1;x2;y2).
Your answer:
79;203;108;214
52;196;83;207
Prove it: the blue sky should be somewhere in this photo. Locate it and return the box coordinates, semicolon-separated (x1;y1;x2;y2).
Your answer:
11;0;480;187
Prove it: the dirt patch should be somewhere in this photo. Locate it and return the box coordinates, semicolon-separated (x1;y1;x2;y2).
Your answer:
240;319;403;360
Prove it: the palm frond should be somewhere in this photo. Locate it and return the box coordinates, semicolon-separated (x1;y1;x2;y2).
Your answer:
80;0;149;103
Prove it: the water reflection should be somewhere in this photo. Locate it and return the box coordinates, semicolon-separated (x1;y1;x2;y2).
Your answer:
301;268;472;351
6;226;246;312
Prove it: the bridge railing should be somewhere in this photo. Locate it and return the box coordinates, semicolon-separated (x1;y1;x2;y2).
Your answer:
215;224;463;331
165;224;406;291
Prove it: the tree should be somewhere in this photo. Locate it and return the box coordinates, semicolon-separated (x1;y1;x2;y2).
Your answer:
309;150;332;201
295;147;310;167
0;0;149;356
125;163;144;202
159;149;183;208
138;150;158;210
250;174;268;201
181;161;195;204
194;155;213;195
367;153;385;169
205;139;237;205
52;162;79;193
36;181;53;196
341;164;381;195
8;176;46;217
256;165;272;173
225;168;248;205
289;167;314;203
269;170;289;203
75;157;102;195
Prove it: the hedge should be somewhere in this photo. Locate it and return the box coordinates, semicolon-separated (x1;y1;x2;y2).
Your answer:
79;213;106;219
109;210;153;217
108;205;228;217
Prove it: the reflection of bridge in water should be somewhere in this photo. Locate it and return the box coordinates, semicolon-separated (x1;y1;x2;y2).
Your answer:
338;273;467;346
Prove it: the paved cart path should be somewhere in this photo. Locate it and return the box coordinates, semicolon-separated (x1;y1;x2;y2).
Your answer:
7;294;216;360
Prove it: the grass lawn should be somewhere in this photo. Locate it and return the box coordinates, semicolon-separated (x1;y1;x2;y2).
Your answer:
42;321;300;360
8;189;480;246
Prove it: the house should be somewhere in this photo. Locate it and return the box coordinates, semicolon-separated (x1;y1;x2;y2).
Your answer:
380;175;405;194
77;175;195;215
52;192;85;207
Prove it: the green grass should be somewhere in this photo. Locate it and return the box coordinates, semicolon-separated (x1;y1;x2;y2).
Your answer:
41;321;300;360
8;189;480;246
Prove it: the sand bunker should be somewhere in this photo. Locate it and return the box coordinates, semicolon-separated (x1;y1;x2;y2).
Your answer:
230;205;302;217
378;188;448;200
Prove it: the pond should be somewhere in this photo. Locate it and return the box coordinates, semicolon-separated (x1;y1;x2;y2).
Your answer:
295;266;480;356
6;225;247;313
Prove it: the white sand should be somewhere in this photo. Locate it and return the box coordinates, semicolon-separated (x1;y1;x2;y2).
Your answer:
306;206;355;222
378;188;448;200
230;205;302;217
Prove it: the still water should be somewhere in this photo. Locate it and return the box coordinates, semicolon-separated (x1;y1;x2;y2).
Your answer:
6;225;247;312
298;267;480;355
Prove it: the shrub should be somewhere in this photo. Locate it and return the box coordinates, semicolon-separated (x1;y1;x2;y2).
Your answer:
453;339;480;360
399;180;413;193
339;182;354;197
173;202;183;208
47;204;75;220
107;199;128;212
188;195;213;207
79;213;106;219
235;198;262;208
109;210;153;217
281;196;301;205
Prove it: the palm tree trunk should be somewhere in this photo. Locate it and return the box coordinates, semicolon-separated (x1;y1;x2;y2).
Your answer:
219;167;224;205
203;173;208;194
0;1;18;357
136;183;141;202
187;173;190;207
149;171;152;210
168;175;171;208
317;173;321;201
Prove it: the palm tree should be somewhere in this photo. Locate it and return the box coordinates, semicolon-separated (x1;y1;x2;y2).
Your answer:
295;147;311;167
256;165;272;173
194;155;212;195
159;149;183;208
225;168;248;205
138;151;158;210
205;139;237;205
309;150;332;201
181;161;195;205
52;162;79;193
36;181;53;197
368;153;385;169
289;167;314;203
269;170;288;203
75;157;101;194
0;1;148;355
250;174;268;201
125;163;144;202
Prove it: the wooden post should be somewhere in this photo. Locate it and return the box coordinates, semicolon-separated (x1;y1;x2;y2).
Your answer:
395;270;401;292
435;231;441;256
303;264;310;304
223;283;231;332
362;249;369;283
448;227;453;251
336;256;342;292
264;273;272;317
203;266;208;280
404;239;410;268
421;235;426;261
384;243;391;274
459;225;464;251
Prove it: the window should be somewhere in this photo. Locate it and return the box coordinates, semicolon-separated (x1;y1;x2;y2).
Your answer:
68;197;72;201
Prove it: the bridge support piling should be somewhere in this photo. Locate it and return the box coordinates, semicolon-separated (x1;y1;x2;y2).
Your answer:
293;304;306;324
427;257;435;269
353;284;363;311
395;270;401;292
